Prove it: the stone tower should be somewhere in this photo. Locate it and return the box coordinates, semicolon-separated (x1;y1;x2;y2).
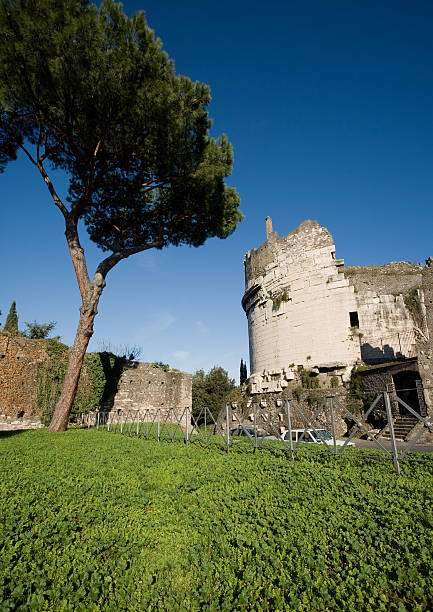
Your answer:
242;219;426;394
242;219;361;392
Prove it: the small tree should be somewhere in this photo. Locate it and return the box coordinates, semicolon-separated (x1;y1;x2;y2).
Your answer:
240;359;248;384
3;301;18;334
0;1;242;431
192;366;236;422
25;321;57;339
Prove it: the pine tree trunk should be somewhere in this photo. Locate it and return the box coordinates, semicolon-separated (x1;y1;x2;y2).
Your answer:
48;287;103;432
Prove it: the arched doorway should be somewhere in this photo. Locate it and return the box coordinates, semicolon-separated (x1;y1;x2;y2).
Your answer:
392;370;422;415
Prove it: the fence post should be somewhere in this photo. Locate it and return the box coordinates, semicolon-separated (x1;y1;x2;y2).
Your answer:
136;411;140;437
157;409;160;442
120;412;123;434
329;396;337;454
185;407;189;445
204;405;207;442
226;403;230;454
96;412;100;430
285;400;294;461
253;402;258;450
384;391;401;475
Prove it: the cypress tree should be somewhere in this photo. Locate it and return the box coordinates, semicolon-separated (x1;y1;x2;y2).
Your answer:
240;359;248;385
4;301;18;334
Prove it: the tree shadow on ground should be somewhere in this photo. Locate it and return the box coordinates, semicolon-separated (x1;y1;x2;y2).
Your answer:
0;430;32;438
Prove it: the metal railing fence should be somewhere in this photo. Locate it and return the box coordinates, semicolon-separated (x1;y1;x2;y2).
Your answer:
79;391;433;475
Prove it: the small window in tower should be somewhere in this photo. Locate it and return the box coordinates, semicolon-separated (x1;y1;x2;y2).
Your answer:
331;251;336;260
349;311;359;328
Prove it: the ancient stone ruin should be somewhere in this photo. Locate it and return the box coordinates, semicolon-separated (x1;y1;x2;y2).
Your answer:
242;218;429;395
0;334;191;430
99;362;191;430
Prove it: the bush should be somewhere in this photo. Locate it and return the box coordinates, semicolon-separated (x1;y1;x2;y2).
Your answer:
192;366;236;422
300;367;320;389
24;320;56;339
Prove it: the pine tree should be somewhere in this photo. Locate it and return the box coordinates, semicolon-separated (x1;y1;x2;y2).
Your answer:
0;0;241;431
3;301;18;334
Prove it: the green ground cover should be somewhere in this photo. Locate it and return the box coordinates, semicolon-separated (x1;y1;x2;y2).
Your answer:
1;429;432;611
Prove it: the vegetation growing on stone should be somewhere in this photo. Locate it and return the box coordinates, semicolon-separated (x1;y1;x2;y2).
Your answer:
151;362;171;372
292;386;303;402
300;367;320;389
330;375;340;388
404;288;423;326
272;291;289;311
37;342;128;425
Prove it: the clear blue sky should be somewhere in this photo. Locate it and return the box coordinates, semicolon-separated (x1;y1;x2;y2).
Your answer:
1;0;432;382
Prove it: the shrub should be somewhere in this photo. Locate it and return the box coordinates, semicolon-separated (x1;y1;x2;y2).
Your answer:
300;368;319;389
24;320;56;339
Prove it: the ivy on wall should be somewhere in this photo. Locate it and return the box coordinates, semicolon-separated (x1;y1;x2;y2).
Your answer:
404;288;423;326
37;341;128;425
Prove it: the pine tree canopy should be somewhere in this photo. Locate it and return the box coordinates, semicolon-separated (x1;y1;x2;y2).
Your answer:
0;0;242;257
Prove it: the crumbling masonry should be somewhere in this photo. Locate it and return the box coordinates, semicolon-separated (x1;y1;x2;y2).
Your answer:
242;219;430;395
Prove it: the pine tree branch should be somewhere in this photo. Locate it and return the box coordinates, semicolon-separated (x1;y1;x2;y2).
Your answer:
95;240;163;278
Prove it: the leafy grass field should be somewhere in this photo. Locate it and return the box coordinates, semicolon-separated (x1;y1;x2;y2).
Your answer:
1;429;433;611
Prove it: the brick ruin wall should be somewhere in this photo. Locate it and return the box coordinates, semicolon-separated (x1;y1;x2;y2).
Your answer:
0;335;48;419
0;335;192;428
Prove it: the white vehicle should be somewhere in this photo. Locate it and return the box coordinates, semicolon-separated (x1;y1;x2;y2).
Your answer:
283;428;355;447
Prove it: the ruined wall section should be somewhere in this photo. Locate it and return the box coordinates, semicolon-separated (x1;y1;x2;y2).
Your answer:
0;334;192;429
243;220;361;392
106;363;192;429
416;262;433;411
0;334;48;417
344;263;425;363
